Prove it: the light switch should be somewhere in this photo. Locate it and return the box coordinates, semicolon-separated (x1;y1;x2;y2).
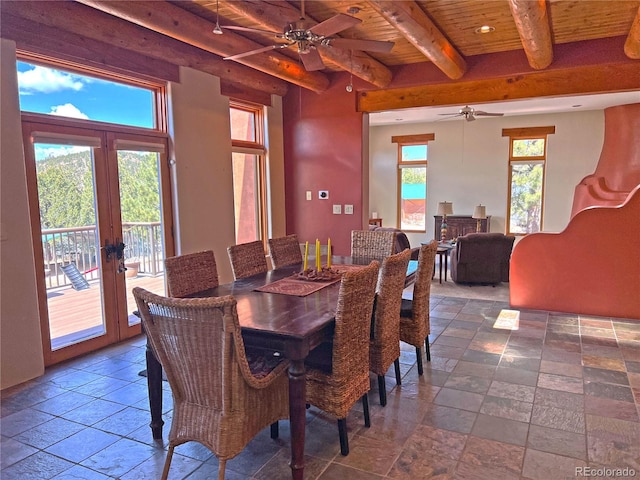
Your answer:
306;191;312;201
332;204;342;214
344;204;354;214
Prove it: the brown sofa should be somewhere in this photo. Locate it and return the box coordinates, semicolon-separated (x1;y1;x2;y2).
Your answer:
368;226;420;260
450;233;515;285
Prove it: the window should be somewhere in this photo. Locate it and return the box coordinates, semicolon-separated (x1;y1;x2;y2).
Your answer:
16;57;163;130
230;102;267;245
503;127;555;235
392;134;434;231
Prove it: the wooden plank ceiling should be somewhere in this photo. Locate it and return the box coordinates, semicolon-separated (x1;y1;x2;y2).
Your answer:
2;0;640;110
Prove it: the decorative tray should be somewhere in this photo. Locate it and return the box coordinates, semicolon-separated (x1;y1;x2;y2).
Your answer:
295;267;342;282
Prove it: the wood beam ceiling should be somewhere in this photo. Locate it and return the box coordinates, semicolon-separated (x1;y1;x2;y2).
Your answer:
366;0;467;80
75;0;330;93
220;0;392;88
357;63;640;112
625;6;640;59
1;0;289;97
508;0;553;70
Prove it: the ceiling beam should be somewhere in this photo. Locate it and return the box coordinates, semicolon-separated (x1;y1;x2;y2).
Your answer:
1;0;289;97
624;6;640;59
357;63;640;112
220;0;392;88
75;0;330;93
508;0;553;69
366;0;466;80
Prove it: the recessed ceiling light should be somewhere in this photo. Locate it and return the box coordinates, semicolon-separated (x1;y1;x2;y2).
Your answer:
475;25;495;34
347;6;360;15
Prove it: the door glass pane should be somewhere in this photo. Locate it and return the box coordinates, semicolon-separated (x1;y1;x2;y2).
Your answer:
35;143;106;350
117;150;167;326
400;166;427;230
232;152;260;243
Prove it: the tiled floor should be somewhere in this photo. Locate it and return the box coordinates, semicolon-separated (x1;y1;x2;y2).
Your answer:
2;289;639;479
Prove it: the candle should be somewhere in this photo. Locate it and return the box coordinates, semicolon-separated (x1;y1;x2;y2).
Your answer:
327;238;331;268
316;239;321;271
303;241;309;271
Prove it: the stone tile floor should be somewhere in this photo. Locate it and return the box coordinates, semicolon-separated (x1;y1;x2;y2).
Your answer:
1;293;639;479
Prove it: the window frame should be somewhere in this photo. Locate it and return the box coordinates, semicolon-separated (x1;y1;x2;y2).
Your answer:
17;51;168;133
229;101;268;247
503;126;555;236
392;133;434;233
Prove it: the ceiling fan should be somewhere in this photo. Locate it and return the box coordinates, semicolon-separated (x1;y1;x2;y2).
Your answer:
218;0;394;72
438;105;505;122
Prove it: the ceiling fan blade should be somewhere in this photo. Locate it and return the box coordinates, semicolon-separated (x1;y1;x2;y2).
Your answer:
309;14;361;37
299;47;325;71
437;113;463;116
224;43;290;61
327;38;394;53
222;25;284;37
474;111;504;117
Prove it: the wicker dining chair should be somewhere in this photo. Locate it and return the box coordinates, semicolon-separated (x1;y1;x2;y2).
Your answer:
304;261;379;456
268;234;302;269
350;230;396;260
370;248;412;406
133;287;289;480
400;241;438;375
164;250;218;298
227;240;269;280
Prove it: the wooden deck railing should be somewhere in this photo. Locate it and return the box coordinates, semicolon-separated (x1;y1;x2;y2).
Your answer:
42;222;164;289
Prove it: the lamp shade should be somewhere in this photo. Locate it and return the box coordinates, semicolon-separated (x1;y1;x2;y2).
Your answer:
472;204;487;219
437;201;453;216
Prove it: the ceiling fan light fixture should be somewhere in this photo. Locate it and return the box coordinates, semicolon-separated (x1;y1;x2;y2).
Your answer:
213;0;223;34
475;25;495;34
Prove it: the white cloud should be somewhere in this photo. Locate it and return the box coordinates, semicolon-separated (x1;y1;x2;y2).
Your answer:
50;103;89;119
18;66;85;94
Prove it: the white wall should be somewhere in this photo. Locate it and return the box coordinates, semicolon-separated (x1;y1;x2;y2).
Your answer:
1;39;45;388
369;110;605;246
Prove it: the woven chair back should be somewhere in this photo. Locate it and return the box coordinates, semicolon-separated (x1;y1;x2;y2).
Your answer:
370;249;411;375
411;241;438;323
330;261;380;381
227;240;268;280
165;250;218;298
350;230;396;260
268;234;302;269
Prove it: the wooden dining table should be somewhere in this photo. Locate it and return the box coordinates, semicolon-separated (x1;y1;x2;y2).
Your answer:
143;256;417;480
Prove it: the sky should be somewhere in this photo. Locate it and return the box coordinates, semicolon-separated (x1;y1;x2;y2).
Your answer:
17;61;156;159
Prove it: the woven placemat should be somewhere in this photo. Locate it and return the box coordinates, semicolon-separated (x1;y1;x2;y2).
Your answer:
255;275;342;296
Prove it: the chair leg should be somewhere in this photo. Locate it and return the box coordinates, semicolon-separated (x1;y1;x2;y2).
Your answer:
338;418;349;455
425;336;431;362
270;421;279;439
378;375;387;406
218;458;227;480
416;346;424;375
361;394;371;428
161;445;175;480
394;358;402;385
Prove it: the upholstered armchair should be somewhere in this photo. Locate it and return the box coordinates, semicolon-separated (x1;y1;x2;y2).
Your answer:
450;233;515;285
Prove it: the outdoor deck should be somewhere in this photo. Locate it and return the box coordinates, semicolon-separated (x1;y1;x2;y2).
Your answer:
47;274;165;343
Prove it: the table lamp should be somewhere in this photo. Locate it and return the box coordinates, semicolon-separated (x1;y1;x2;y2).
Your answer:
437;201;453;242
472;204;487;232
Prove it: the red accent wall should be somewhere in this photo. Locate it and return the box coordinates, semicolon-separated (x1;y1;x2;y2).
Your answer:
283;77;366;255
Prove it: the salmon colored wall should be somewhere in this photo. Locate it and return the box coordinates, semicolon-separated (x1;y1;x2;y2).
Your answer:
510;185;640;319
571;103;640;216
283;77;367;256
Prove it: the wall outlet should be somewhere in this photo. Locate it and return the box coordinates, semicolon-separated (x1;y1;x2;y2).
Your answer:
344;204;354;214
332;204;342;214
306;191;312;201
319;190;329;199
